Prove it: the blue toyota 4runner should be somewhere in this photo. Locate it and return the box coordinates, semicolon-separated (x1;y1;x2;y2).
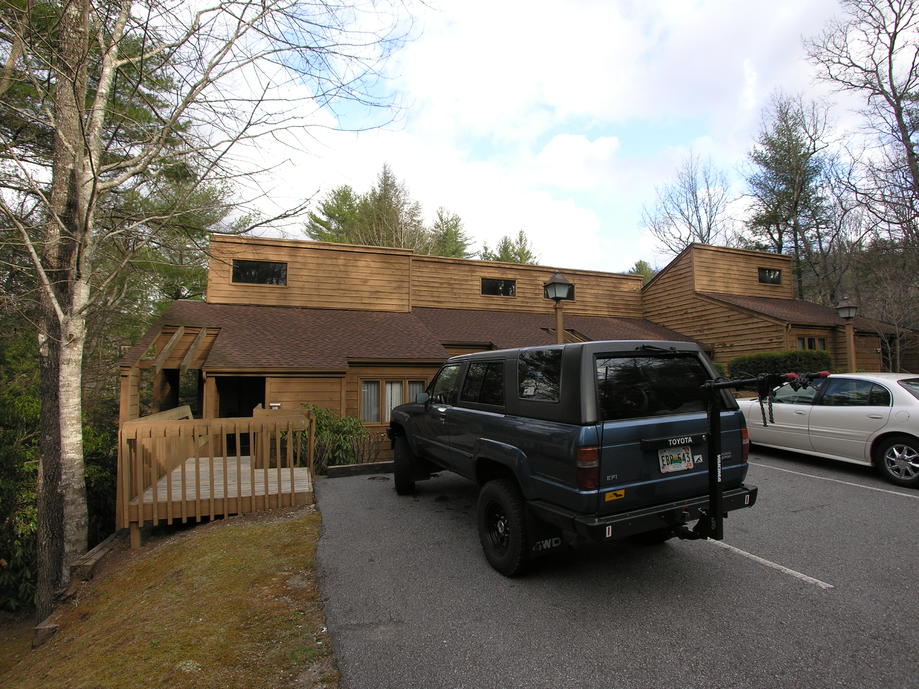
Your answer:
388;340;758;576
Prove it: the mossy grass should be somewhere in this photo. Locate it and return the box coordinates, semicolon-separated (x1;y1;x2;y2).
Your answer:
0;507;338;689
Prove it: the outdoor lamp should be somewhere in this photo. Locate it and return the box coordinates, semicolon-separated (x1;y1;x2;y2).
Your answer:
543;271;574;302
836;297;858;371
835;298;858;320
543;271;574;344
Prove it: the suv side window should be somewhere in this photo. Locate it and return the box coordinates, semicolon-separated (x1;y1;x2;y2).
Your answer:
518;349;562;402
429;364;462;405
460;361;505;407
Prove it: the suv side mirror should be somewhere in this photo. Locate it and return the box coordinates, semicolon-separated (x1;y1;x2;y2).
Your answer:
415;392;430;404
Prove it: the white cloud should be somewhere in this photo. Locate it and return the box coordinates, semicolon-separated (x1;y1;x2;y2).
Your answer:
240;0;858;274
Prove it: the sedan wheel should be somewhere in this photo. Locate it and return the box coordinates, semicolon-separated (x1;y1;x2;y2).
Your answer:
875;435;919;488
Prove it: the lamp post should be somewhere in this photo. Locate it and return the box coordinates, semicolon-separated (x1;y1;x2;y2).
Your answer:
543;271;575;344
836;297;858;371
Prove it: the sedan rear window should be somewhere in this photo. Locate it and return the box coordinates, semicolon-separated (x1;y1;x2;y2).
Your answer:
898;378;919;401
595;354;710;421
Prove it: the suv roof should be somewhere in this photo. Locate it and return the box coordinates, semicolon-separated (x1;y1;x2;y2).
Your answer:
448;340;702;363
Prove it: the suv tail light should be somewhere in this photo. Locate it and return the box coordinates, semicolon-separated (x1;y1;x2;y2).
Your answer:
741;427;750;462
576;446;599;491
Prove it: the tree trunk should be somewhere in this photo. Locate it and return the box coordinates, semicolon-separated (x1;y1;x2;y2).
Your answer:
34;0;90;624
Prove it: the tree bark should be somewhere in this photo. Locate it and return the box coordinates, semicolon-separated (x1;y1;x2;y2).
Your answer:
35;0;90;624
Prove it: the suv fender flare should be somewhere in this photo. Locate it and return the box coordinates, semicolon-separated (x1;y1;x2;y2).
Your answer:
473;438;533;497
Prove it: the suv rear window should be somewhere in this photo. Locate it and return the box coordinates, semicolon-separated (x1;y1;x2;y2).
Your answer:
595;354;709;421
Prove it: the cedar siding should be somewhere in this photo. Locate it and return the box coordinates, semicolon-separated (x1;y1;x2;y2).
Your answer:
410;255;644;317
690;245;793;298
643;244;889;371
208;235;412;312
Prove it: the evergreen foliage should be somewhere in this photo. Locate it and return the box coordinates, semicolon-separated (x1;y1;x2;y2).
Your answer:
480;229;539;264
305;165;474;257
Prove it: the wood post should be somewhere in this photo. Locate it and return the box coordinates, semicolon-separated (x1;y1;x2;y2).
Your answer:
129;523;141;549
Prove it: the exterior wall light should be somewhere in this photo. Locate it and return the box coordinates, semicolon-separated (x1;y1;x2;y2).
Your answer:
543;271;574;344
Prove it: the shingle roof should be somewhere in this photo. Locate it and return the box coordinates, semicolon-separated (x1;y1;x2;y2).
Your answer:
412;307;693;348
122;301;450;370
699;292;897;333
122;301;696;370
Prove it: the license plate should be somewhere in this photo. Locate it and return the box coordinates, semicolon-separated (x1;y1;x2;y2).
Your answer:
659;446;693;473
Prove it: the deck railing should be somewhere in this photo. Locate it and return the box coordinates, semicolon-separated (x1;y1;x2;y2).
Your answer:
117;407;315;546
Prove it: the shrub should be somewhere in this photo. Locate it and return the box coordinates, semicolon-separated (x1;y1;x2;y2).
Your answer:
727;350;832;378
301;404;373;473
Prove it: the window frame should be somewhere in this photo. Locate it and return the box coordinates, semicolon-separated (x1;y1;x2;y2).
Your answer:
359;377;429;424
757;267;782;285
481;277;517;297
231;259;288;286
796;335;827;351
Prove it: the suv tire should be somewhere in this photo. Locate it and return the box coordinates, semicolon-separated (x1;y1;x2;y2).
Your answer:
393;435;417;495
477;478;529;576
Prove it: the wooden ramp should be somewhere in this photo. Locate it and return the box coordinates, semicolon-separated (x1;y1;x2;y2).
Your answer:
118;407;315;547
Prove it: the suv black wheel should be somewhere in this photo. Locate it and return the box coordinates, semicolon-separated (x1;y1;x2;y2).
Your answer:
393;435;416;495
874;435;919;488
477;479;529;576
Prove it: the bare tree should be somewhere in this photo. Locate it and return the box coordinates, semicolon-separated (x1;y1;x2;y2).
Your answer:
807;0;919;244
642;151;733;256
0;0;404;622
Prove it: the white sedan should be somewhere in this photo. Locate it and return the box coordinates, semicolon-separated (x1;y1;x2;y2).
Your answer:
738;373;919;488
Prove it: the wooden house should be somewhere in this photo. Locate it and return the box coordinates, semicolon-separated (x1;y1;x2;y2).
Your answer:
641;244;890;371
120;238;893;430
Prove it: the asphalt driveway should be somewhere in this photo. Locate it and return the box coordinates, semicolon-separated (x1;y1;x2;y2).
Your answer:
315;451;919;689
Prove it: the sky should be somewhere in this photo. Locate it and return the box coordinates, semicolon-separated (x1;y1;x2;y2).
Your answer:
246;0;859;274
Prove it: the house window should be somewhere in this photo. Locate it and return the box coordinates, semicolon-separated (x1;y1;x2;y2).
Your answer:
481;278;516;296
361;381;380;422
232;259;287;285
758;268;782;285
796;336;827;351
361;378;427;423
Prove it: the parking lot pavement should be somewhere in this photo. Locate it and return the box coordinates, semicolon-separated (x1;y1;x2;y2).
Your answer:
315;449;919;689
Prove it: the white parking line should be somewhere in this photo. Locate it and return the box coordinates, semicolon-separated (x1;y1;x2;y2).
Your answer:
749;461;919;499
707;540;834;590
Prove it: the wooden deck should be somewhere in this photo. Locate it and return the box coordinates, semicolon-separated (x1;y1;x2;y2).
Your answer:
118;408;316;547
135;455;312;503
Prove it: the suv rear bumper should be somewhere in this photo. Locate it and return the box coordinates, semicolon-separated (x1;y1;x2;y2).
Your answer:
528;484;758;542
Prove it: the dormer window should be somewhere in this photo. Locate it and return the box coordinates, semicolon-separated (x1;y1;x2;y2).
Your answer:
481;278;516;296
232;259;287;285
758;268;781;285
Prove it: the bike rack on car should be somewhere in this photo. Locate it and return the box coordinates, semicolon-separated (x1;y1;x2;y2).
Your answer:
678;371;829;541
